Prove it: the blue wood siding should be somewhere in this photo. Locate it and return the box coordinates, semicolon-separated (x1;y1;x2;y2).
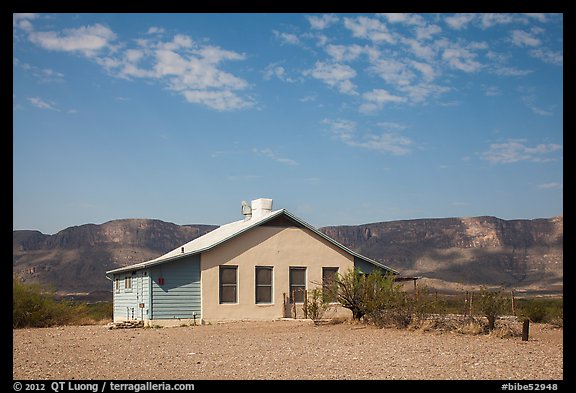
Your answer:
150;254;201;320
354;256;392;275
113;270;150;320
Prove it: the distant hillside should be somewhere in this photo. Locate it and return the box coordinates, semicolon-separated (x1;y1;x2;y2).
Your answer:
13;216;562;300
320;215;563;295
13;219;217;298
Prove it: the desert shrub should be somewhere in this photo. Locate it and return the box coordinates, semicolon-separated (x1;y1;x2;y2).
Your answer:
476;286;508;331
13;278;113;328
370;285;442;329
516;297;563;323
13;278;75;328
322;268;392;321
304;288;331;321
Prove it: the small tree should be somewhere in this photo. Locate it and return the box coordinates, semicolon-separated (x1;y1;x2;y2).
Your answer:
477;286;507;331
323;268;397;321
304;288;331;321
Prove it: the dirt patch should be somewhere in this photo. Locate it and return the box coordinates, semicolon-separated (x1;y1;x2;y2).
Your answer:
13;319;562;380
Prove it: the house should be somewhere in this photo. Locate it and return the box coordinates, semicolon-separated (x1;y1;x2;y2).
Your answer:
105;198;398;325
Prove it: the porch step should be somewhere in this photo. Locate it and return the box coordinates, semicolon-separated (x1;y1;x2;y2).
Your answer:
107;320;144;329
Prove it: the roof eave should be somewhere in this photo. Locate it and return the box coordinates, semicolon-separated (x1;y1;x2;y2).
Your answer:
106;209;287;275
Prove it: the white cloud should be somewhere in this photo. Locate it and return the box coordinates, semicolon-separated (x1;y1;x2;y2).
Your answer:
522;13;548;23
360;89;406;112
28;24;117;57
415;24;442;40
324;44;366;62
480;13;516;28
410;60;436;81
147;26;165;34
537;182;563;190
183;90;253;111
379;13;425;26
103;35;252;110
530;48;563;66
273;30;300;45
322;118;356;143
401;38;436;60
444;14;476;30
13;58;65;83
252;148;298;166
491;65;533;77
306;14;339;30
343;16;395;44
482;85;501;96
28;96;59;111
481;139;562;164
13;13;38;32
398;83;450;104
307;61;358;95
369;58;415;87
323;118;412;155
511;30;542;47
442;46;483;73
519;88;553;116
263;63;296;83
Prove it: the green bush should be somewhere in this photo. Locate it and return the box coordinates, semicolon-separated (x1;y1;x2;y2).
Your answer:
13;278;113;328
516;298;563;323
476;286;508;331
13;278;74;328
304;288;331;321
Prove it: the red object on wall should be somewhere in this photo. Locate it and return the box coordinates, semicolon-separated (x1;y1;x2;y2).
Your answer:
158;278;164;285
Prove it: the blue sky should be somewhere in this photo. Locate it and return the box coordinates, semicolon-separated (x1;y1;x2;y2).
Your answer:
13;13;563;234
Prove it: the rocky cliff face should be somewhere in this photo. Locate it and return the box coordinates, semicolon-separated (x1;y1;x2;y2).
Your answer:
13;219;217;296
13;216;562;299
320;216;563;294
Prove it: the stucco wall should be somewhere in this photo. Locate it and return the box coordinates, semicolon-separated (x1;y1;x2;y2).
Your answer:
201;225;354;322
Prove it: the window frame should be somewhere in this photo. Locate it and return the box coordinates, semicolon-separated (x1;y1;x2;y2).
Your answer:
115;277;120;292
255;266;273;304
289;266;307;303
124;275;132;292
219;265;238;304
322;267;339;304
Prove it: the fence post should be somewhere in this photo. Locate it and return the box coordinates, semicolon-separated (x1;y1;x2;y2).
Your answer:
303;290;308;319
292;290;296;319
522;319;530;341
511;289;516;316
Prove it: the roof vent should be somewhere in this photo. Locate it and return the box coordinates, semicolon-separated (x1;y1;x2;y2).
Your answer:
251;198;273;218
241;200;252;220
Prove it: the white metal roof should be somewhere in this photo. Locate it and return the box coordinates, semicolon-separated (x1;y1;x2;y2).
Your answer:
106;209;398;275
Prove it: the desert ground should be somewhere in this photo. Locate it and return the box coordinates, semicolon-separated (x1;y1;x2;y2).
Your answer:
13;319;562;380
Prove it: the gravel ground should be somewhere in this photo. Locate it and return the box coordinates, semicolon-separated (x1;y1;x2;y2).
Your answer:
13;319;562;380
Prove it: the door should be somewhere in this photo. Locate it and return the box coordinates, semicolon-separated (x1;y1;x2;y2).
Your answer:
135;271;145;320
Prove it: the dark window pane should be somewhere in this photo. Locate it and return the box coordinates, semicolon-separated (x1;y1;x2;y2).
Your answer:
290;268;306;285
292;287;305;303
220;286;236;303
220;266;238;303
322;267;339;303
256;286;272;303
256;267;272;285
290;267;306;303
220;267;237;284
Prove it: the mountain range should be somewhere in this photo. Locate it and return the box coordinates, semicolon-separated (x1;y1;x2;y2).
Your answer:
13;215;563;300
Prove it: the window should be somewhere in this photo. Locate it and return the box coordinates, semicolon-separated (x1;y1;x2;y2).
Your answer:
289;267;306;303
255;266;273;304
219;266;238;304
124;276;132;291
322;267;339;303
115;277;120;292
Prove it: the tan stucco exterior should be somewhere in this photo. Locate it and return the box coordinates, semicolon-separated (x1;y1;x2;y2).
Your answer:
200;225;354;322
